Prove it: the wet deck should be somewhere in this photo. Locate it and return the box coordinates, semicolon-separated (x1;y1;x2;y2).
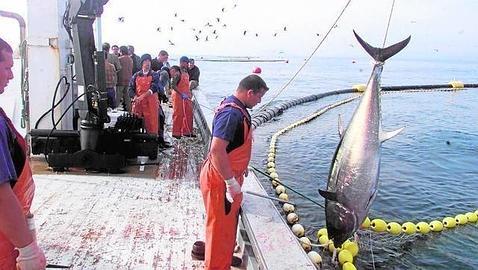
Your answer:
29;89;314;269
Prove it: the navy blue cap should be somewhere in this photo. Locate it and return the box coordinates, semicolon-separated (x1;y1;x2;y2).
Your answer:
179;56;189;63
140;53;152;65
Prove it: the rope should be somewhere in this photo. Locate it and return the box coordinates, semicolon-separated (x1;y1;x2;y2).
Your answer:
382;0;397;48
253;0;353;116
369;231;376;270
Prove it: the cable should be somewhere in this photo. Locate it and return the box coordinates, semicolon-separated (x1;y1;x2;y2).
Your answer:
35;76;70;129
51;76;70;127
253;0;353;116
44;86;97;163
382;0;396;48
250;165;325;209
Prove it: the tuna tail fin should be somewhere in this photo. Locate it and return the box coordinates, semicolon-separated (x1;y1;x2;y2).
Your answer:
353;30;411;62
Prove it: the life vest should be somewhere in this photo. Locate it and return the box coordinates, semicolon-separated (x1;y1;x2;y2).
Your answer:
131;71;159;135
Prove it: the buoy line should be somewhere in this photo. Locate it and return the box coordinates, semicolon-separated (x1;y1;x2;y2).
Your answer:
255;87;478;269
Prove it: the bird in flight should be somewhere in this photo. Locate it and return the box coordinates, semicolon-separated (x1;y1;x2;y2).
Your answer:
243;30;247;35
169;40;175;46
118;17;125;22
156;27;161;32
283;26;287;31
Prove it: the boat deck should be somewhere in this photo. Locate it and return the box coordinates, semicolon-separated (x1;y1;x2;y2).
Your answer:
28;89;315;269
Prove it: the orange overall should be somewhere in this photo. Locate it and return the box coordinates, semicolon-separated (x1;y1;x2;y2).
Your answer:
0;109;35;270
199;103;252;270
172;71;193;137
131;74;159;135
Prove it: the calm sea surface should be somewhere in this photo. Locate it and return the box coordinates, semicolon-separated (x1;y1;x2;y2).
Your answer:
198;56;478;269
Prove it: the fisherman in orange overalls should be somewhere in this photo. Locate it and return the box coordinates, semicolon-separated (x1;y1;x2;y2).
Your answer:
199;74;269;269
170;56;194;139
0;37;46;270
128;54;163;135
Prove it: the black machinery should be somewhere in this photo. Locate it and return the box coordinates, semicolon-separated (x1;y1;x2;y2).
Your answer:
30;0;158;173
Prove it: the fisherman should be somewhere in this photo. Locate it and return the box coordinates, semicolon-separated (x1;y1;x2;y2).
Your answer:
151;50;170;72
128;54;164;135
170;56;194;138
128;45;141;74
188;58;200;90
0;37;46;269
116;46;133;111
199;74;269;269
104;52;117;109
102;42;121;74
111;44;120;57
157;66;171;148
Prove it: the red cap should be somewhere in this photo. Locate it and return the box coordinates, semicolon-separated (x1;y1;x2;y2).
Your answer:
252;67;262;74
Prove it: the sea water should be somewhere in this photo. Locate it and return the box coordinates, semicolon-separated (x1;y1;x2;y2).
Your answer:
198;56;478;269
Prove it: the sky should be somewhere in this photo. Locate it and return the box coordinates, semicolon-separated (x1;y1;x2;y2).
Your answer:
1;0;477;60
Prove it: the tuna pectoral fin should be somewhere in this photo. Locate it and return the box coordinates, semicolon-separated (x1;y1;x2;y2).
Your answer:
319;190;338;201
380;127;405;143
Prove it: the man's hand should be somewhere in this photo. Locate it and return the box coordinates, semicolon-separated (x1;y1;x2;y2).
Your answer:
16;241;46;270
225;177;242;203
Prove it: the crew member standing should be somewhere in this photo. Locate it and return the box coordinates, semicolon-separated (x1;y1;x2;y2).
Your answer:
170;56;193;138
0;37;46;269
188;58;200;90
128;54;163;135
199;74;269;269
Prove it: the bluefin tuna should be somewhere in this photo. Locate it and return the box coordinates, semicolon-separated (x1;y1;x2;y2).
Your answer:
319;31;411;247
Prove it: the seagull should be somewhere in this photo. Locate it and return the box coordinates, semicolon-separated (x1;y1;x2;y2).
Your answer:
168;40;175;46
255;33;259;37
195;35;199;41
273;33;277;37
205;36;209;41
118;17;125;22
216;17;220;23
174;13;177;17
215;35;219;39
221;7;225;12
180;19;185;22
156;27;162;32
222;23;227;28
170;26;173;31
283;26;287;31
316;33;320;36
213;29;217;34
243;30;247;35
205;22;212;27
233;4;237;8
